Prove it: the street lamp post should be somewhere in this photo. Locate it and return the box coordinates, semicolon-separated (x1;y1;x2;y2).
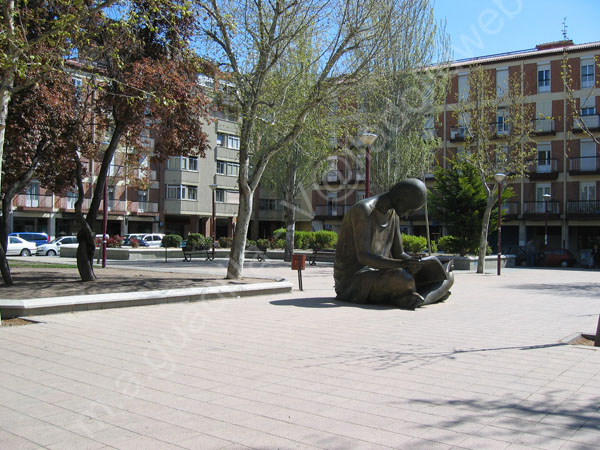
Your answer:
494;173;506;276
359;132;378;198
209;183;217;261
543;193;551;255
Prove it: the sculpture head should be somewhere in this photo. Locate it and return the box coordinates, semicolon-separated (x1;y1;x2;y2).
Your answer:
386;179;427;217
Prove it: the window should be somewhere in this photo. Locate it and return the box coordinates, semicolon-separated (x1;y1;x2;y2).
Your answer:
186;185;197;200
496;68;508;96
357;190;366;202
216;160;226;174
188;157;198;171
580;140;596;171
107;186;115;210
215;189;225;203
580;182;596;201
138;190;148;212
167;157;180;170
536;183;551;213
66;190;77;209
226;162;239;177
581;60;595;88
457;73;468;100
166;184;181;199
108;158;118;176
26;181;40;207
227;135;240;150
537;143;551;173
260;199;279;210
216;133;224;146
581;105;596;116
538;64;550;92
71;77;83;88
496;109;508;134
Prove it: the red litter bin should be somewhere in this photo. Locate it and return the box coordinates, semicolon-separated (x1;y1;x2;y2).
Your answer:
291;254;306;290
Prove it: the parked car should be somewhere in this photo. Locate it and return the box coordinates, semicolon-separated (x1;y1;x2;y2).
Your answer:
7;236;38;256
8;232;49;246
122;233;164;247
122;236;149;247
36;236;78;256
540;249;577;267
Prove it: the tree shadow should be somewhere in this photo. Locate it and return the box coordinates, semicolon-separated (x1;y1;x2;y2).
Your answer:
508;283;600;296
270;297;397;310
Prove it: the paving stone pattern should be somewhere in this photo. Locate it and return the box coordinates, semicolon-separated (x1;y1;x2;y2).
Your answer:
0;262;599;449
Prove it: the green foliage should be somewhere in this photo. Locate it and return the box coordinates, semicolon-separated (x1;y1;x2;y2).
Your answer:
218;237;232;248
187;233;210;249
437;235;459;253
273;228;286;239
294;231;312;250
430;160;513;256
401;234;427;254
162;234;182;248
256;239;270;250
274;239;285;249
313;230;338;250
246;239;257;248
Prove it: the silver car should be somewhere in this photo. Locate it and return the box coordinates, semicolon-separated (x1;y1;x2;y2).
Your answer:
36;236;78;256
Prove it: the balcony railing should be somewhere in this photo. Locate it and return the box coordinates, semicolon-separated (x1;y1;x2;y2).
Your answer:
523;200;560;215
105;200;126;212
527;158;559;179
14;194;54;209
573;114;600;132
567;200;600;215
313;205;350;217
450;126;470;141
532;118;555;135
128;201;159;214
501;201;520;217
56;197;91;211
568;156;600;174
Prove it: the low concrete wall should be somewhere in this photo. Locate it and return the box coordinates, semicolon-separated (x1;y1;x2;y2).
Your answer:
450;254;515;271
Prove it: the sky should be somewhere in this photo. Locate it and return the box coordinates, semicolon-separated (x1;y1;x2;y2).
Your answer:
433;0;600;61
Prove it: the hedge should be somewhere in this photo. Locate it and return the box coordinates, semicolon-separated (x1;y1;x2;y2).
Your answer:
162;234;183;248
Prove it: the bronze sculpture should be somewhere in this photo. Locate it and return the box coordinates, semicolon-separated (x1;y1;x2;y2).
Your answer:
334;179;454;309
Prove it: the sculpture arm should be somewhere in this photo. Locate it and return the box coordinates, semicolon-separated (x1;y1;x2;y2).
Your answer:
351;206;420;272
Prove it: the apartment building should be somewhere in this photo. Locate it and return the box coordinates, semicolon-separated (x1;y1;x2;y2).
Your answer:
439;40;600;262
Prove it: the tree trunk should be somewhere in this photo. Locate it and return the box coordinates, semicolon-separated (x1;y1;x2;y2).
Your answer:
477;194;495;274
227;190;253;279
76;227;96;281
0;195;14;286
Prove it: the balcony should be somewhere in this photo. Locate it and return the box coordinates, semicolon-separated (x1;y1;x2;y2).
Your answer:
215;202;239;215
573;114;600;133
56;197;91;211
105;200;127;213
501;201;520;220
14;194;53;209
567;200;600;217
313;205;350;218
527;158;559;180
128;201;159;214
450;126;470;142
532;118;555;135
568;156;600;175
522;200;560;218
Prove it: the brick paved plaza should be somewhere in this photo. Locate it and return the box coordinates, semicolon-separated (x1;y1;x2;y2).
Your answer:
1;261;599;449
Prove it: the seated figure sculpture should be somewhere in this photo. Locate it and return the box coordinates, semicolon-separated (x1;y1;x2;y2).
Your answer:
334;179;454;309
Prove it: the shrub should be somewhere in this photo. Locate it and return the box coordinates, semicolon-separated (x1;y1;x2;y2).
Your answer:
273;228;286;239
187;233;210;249
294;231;314;249
106;235;123;248
246;239;257;248
437;235;459;254
218;236;233;248
401;234;427;254
256;239;270;250
162;234;183;248
130;238;140;248
314;230;338;249
274;238;285;249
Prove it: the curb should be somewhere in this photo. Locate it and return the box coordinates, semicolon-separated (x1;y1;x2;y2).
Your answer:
0;281;293;319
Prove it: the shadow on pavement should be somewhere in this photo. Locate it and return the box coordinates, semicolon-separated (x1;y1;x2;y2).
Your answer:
270;297;397;310
509;283;600;296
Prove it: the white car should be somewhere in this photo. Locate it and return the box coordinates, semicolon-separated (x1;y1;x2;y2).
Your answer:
36;236;78;256
123;233;165;247
7;236;38;256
